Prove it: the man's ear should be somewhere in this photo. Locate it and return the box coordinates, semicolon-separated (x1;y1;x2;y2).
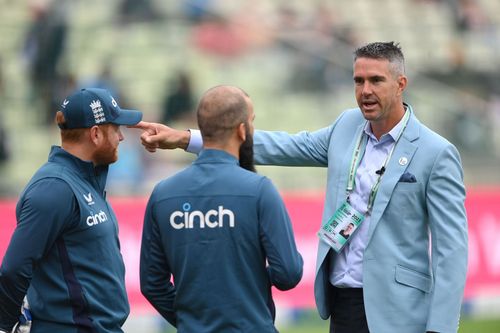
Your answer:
89;126;102;145
237;122;246;142
397;75;408;96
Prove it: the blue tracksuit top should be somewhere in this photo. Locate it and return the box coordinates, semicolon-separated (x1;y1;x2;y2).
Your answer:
0;146;129;333
140;149;303;333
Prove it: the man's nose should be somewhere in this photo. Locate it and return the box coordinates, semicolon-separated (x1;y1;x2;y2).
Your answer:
362;82;373;95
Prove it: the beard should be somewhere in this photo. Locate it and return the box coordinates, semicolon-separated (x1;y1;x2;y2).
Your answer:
93;136;118;166
239;132;256;173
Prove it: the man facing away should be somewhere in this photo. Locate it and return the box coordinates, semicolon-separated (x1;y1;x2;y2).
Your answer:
0;88;142;333
132;42;468;333
139;85;303;333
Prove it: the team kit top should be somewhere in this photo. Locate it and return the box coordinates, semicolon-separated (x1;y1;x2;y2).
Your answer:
140;149;303;333
0;146;129;333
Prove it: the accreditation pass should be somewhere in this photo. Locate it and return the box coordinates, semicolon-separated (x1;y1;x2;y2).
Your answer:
317;201;364;252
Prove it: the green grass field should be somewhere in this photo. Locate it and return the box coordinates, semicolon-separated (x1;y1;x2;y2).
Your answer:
280;319;500;333
160;316;500;333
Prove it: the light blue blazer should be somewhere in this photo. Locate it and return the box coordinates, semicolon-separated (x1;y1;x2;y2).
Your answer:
254;106;468;333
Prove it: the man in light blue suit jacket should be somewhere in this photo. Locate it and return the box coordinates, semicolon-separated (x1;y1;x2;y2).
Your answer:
132;42;467;333
253;104;467;333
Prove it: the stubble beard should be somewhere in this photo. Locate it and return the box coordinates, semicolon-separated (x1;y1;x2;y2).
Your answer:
93;138;118;166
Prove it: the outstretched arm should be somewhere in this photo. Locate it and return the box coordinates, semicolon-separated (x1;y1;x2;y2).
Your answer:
128;121;192;152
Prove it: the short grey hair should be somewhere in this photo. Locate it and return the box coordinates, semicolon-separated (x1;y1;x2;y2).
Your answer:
354;41;405;76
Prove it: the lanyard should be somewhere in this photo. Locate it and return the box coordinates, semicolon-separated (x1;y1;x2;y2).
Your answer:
346;110;410;213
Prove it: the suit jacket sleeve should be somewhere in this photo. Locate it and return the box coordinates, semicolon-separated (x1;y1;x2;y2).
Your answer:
139;190;177;327
253;120;339;167
425;144;468;333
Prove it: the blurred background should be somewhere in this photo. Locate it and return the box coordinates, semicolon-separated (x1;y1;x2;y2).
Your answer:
0;0;499;332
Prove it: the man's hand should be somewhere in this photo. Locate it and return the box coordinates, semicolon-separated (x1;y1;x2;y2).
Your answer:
128;121;191;152
1;297;32;333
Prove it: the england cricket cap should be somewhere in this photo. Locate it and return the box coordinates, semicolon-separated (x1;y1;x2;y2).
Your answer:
58;88;142;129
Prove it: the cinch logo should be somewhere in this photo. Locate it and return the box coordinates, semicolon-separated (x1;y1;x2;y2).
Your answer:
170;203;235;230
86;210;108;226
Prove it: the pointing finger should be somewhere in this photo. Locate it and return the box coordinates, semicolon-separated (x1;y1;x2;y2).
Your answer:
128;121;155;132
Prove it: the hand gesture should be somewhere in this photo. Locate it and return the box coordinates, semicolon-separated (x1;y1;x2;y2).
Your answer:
128;121;191;152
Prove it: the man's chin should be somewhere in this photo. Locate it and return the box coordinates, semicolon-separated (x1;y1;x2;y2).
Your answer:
361;110;379;121
106;152;119;165
94;154;118;166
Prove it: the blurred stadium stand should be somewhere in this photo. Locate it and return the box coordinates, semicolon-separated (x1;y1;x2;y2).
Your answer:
0;0;499;196
1;0;500;331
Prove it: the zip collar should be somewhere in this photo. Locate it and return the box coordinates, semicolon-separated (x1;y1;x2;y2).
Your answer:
48;145;109;192
194;149;239;166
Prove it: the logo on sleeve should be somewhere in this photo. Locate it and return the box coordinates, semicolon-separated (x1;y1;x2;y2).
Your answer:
83;193;95;205
169;202;235;230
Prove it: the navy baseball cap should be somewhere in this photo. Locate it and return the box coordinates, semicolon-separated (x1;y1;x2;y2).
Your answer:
58;88;142;129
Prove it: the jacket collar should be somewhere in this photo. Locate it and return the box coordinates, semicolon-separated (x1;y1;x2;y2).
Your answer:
401;103;420;142
194;149;239;165
48;146;109;191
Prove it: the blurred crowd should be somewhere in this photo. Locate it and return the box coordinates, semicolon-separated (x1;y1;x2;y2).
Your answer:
0;0;499;195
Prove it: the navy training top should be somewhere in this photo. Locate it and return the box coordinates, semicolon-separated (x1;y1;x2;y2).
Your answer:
140;149;303;333
0;146;128;333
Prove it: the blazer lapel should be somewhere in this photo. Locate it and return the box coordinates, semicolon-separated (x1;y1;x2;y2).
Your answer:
329;122;366;224
365;111;420;243
317;122;365;269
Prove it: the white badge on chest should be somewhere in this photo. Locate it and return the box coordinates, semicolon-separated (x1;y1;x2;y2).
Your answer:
318;201;365;252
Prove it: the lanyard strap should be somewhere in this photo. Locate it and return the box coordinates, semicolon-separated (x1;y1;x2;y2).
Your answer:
346;110;411;213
